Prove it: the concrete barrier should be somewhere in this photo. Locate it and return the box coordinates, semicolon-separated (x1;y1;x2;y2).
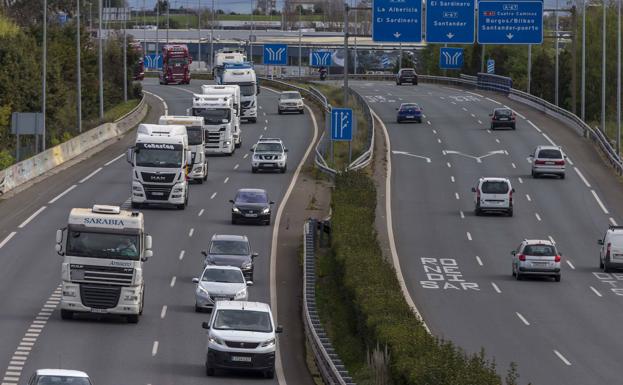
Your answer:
0;96;147;195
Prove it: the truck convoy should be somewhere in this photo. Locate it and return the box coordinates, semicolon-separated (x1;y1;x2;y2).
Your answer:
221;62;259;123
191;94;236;155
158;115;208;183
127;123;191;209
56;204;153;323
202;84;242;148
213;48;247;84
159;44;192;85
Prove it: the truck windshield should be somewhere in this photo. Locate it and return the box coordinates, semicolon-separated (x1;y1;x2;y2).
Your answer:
193;108;231;124
66;230;140;260
225;82;256;97
213;309;273;333
186;127;203;145
135;148;183;168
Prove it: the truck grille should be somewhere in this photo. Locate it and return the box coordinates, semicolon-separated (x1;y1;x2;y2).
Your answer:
80;284;121;309
260;154;280;160
206;131;223;148
143;184;172;200
224;340;260;349
141;172;176;183
71;264;134;285
242;101;252;108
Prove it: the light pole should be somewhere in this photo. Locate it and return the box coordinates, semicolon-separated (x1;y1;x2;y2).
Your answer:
123;6;127;102
527;44;532;94
166;0;170;45
156;1;159;55
77;0;82;133
42;0;47;152
582;0;586;121
98;0;104;120
143;0;147;54
601;0;606;134
353;1;357;75
210;0;215;70
555;0;559;106
343;3;349;106
298;5;302;79
198;0;201;69
618;0;621;155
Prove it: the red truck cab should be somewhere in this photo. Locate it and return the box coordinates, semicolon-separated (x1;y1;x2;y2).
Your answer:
159;44;192;85
129;42;145;81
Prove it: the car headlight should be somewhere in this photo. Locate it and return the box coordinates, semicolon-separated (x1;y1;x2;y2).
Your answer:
262;207;270;214
209;336;225;346
172;183;185;193
234;289;247;299
253;155;260;161
132;185;142;191
260;338;275;348
197;286;209;296
224;141;231;145
232;207;241;213
62;289;77;297
124;294;139;301
241;261;253;270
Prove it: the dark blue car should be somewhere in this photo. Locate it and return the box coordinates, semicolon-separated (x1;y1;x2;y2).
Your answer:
396;103;423;123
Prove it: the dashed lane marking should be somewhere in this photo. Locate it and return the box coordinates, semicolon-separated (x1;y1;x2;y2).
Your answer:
450;176;455;183
566;260;575;269
224;177;229;184
447;162;452;168
476;256;483;266
170;276;176;287
234;164;239;170
542;133;557;146
18;207;47;229
79;167;103;183
554;350;572;366
152;341;159;357
591;190;609;214
210;192;217;199
516;312;530;326
574;167;591;188
610;218;618;226
535;213;541;221
48;185;77;204
527;120;542;132
104;153;125;166
518;177;524;184
466;232;472;241
590;286;603;297
161;306;167;319
243;153;249;159
188;228;194;237
491;282;501;293
462;107;468;112
198;209;204;217
460;210;465;219
486;97;502;105
179;250;185;260
437;138;442;144
526;194;531;202
0;232;17;249
455;192;460;200
511;162;516;169
478;120;482;124
548;236;556;244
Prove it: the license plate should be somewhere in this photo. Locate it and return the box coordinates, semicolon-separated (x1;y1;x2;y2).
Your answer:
545;161;555;165
231;356;252;362
263;164;274;168
245;213;258;217
406;115;415;119
499;117;508;121
213;296;229;301
152;192;164;196
90;308;107;313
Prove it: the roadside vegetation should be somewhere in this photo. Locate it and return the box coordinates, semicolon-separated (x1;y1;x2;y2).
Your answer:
318;170;521;385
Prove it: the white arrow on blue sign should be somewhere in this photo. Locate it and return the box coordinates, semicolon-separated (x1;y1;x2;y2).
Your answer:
144;54;162;70
310;51;332;67
372;0;422;43
263;44;288;66
477;1;544;44
331;108;353;141
487;59;495;74
439;48;464;70
426;0;475;43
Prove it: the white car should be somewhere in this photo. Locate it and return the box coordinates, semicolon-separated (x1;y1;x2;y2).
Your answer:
530;145;566;178
250;138;288;173
27;369;92;385
202;301;283;379
472;177;515;216
598;225;623;272
511;239;561;281
193;265;250;312
277;91;304;114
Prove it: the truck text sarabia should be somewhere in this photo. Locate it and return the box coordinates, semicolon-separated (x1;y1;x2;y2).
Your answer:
222;63;259;123
159;44;192;85
158;115;208;183
192;94;236;155
56;205;153;323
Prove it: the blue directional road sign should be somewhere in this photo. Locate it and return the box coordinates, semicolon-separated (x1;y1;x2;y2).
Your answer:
144;54;162;70
263;44;288;66
426;0;475;43
372;0;422;43
477;1;544;44
331;108;353;141
487;59;495;74
310;51;332;67
439;48;464;70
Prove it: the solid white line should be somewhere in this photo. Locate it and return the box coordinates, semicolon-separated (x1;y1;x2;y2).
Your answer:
142;90;168;115
518;177;524;184
0;232;17;249
224;177;229;184
188;228;194;237
460;210;465;219
234;164;239;170
450;176;455;182
476;256;483;266
198;209;204;216
160;305;167;319
170;276;176;287
377;108;434;329
151;341;159;357
455;192;460;200
610;217;618;226
491;282;501;293
447;162;452;168
548;235;556;244
512;162;516;169
467;232;472;241
591;190;610;214
566;260;576;269
542;133;557;146
104;153;125;166
535;213;541;221
18;206;47;229
79;167;103;183
466;91;484;97
590;286;603;297
48;185;76;204
574;167;591;188
516;312;530;326
504;105;526;119
554;350;572;366
486;97;502;105
527;119;542;133
179;250;185;260
210;192;217;199
566;157;574;165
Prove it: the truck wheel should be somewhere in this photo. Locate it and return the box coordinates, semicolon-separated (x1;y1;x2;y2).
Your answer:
206;365;215;377
126;314;139;324
280;165;287;173
196;178;203;184
60;309;74;320
252;167;258;173
264;369;275;379
278;110;282;115
131;202;142;209
250;117;257;123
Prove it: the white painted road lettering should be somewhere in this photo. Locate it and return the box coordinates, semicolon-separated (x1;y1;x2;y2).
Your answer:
419;258;479;291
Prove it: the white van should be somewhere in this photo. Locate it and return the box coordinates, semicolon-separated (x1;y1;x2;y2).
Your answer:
472;177;515;217
598;225;623;272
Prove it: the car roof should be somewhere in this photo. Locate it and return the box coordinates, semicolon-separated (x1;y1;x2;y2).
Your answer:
203;265;243;272
494;107;512;112
479;177;511;183
400;68;415;71
211;234;248;242
607;225;623;233
214;300;271;312
400;103;419;107
236;188;267;195
35;369;90;378
256;138;283;144
536;145;562;151
523;239;555;246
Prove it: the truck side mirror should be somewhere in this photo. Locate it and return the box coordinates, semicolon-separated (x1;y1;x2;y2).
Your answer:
142;250;153;261
192;278;200;284
126;147;134;164
252;252;258;259
56;229;63;244
186;150;192;166
202;321;210;329
201;250;208;257
145;235;153;250
598;239;604;245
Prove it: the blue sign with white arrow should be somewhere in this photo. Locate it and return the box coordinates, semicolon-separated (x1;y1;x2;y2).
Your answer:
331;108;353;141
310;51;332;67
487;59;495;73
477;1;544;44
144;54;162;70
263;44;288;65
426;0;475;43
439;48;464;70
372;0;422;43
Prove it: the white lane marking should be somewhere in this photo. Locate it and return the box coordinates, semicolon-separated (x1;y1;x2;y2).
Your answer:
142;90;168;115
495;138;500;143
548;236;556;244
566;260;575;269
198;209;204;216
18;206;47;229
503;105;526;119
104;154;125;166
243;153;249;159
516;312;530;326
432;129;437;134
265;119;268;124
447;162;452;168
462;107;468;112
574;167;591;188
188;228;194;237
179;250;185;260
160;306;167;319
566;157;574;165
591;190;609;214
264;126;267;131
152;341;159;357
466;91;484;97
79;167;103;183
554;350;572;366
259;105;263;109
471;113;476;118
451;101;456;105
234;164;239;170
224;177;229;184
491;282;501;293
487;129;491;134
478;120;482;124
48;185;77;204
542;133;557;146
455;192;460;200
210;192;217;199
0;231;17;249
518;177;524;185
467;232;472;241
170;276;176;287
486;97;502;105
526;194;531;201
427;121;431;125
450;176;455;182
476;256;483;266
535;213;541;221
460;210;465;219
590;286;603;297
610;217;618;226
511;162;516;169
527;119;542;132
437;138;442;144
526;157;532;163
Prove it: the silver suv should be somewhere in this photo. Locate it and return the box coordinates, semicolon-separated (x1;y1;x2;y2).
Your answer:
472;177;514;216
598;225;623;272
251;138;288;173
277;91;304;114
511;239;561;281
530;145;566;178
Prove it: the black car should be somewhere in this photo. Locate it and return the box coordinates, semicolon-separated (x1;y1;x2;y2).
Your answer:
229;188;274;225
490;108;516;130
202;234;258;283
396;68;418;85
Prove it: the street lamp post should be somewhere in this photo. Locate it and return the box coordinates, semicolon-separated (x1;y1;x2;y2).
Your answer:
123;7;127;102
77;0;82;133
42;0;47;152
555;0;559;106
166;0;170;45
601;0;606;134
98;0;104;120
298;5;302;79
582;0;586;121
343;3;349;106
210;0;215;70
617;0;621;155
198;0;201;69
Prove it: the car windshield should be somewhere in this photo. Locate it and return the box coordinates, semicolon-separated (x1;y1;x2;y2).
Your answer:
495;109;512;116
523;244;556;256
481;181;509;194
281;92;301;100
537;149;563;159
36;376;92;385
186;126;203;145
255;143;282;152
193;108;231;125
236;191;268;204
135;147;183;168
209;240;249;255
213;309;273;332
202;268;245;283
66;230;140;260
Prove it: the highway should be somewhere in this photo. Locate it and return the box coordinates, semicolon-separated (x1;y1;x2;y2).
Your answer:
350;80;623;385
0;78;315;385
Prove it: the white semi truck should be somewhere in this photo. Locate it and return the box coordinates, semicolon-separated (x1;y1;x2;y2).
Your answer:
56;204;153;323
127;123;191;209
201;84;242;148
213;48;247;84
222;62;259;123
158;115;208;183
191;94;236;155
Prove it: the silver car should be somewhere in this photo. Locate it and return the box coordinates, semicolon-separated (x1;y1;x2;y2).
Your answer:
511;239;561;282
530;145;566;178
277;91;304;114
193;265;250;312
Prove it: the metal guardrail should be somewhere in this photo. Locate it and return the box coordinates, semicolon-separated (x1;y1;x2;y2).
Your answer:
303;219;356;385
346;88;374;171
